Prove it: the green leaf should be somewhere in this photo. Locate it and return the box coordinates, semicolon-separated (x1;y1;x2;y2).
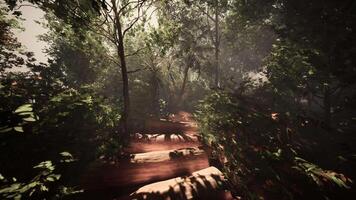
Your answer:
81;96;93;104
40;185;48;192
330;176;350;189
51;174;61;180
0;183;21;193
60;152;75;163
19;181;39;193
23;117;36;122
14;126;24;133
60;152;73;157
338;156;347;162
34;161;55;171
46;174;61;182
0;127;12;133
46;177;55;182
14;104;33;113
60;186;84;195
14;194;22;200
17;111;33;116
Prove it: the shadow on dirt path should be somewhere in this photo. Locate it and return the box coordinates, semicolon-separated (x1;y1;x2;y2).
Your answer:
80;111;234;200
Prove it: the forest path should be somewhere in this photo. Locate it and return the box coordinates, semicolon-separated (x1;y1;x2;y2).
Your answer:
81;112;233;200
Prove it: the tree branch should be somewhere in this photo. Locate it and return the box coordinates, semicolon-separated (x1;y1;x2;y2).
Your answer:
122;0;152;36
127;67;147;74
125;47;146;57
195;4;214;21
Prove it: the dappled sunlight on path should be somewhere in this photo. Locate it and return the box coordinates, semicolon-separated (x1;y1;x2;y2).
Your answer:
132;167;233;200
81;111;233;199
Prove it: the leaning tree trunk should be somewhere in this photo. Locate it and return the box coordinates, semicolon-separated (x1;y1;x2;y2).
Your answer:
113;1;130;137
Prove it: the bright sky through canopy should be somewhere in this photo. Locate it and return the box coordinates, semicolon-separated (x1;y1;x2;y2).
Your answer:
14;2;47;63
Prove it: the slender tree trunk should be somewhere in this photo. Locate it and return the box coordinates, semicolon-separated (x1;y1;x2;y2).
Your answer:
323;84;331;130
150;70;160;118
214;3;220;88
179;65;190;103
113;1;130;136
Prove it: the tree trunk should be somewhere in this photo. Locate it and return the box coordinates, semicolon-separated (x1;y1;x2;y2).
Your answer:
113;1;130;137
179;65;190;104
150;71;160;118
323;84;331;130
214;3;220;88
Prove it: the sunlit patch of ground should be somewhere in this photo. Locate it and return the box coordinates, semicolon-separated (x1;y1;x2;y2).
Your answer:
131;147;205;163
82;155;209;190
131;167;234;200
127;141;202;153
81;111;230;199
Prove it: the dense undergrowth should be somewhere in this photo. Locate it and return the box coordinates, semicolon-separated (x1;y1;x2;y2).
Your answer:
196;89;355;200
0;6;123;198
0;86;122;199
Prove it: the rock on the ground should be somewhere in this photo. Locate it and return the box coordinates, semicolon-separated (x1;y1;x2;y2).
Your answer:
131;167;233;200
131;147;205;163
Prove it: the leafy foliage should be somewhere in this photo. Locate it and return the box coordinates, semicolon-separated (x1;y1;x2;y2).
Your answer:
0;103;38;133
0;152;81;199
196;90;353;199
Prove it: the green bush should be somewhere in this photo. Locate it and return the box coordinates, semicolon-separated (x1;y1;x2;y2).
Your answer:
195;90;352;200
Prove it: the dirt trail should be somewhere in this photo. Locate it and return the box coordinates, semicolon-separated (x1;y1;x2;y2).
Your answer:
81;112;233;200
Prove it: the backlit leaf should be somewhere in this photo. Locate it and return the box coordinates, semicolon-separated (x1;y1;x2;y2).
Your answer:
14;104;33;113
14;127;24;132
